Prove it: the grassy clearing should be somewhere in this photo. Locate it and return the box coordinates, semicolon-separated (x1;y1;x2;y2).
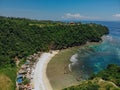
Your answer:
0;67;17;90
0;74;13;90
63;77;120;90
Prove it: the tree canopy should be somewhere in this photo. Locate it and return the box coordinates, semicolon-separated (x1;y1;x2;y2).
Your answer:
0;16;109;68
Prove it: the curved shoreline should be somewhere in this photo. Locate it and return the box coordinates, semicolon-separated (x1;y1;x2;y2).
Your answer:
32;51;59;90
47;42;100;90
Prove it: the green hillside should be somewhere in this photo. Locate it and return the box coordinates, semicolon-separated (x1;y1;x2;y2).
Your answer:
63;64;120;90
0;16;109;90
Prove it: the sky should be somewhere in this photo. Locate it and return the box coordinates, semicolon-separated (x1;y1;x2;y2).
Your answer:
0;0;120;21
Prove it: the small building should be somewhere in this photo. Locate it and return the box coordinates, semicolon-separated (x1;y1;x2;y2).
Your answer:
21;65;27;69
25;60;30;65
69;22;75;25
19;69;27;74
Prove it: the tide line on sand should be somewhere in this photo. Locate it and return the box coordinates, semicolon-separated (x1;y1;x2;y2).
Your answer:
32;51;59;90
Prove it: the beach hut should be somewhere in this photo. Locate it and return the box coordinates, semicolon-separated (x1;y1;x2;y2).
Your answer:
21;65;27;69
28;55;33;60
25;60;30;65
28;57;32;60
19;85;24;90
19;69;27;74
33;53;37;56
27;68;30;71
26;84;31;90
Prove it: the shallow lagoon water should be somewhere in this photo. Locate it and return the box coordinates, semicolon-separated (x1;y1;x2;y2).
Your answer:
70;21;120;79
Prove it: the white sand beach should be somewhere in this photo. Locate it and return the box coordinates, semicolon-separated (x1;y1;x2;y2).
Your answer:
32;51;59;90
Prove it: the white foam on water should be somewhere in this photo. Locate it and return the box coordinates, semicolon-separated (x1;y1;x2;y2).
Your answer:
70;54;78;63
69;54;78;71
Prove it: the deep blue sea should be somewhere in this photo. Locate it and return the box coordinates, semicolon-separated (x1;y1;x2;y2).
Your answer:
70;21;120;79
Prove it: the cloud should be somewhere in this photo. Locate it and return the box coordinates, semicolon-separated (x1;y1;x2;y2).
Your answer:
113;14;120;17
62;13;99;20
62;13;85;19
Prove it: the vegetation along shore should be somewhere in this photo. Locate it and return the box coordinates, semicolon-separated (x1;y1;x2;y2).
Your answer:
0;16;109;90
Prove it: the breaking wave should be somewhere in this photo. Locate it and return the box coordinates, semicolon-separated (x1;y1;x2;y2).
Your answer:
69;21;120;79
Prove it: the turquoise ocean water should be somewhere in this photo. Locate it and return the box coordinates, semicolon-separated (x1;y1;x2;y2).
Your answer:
70;21;120;79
